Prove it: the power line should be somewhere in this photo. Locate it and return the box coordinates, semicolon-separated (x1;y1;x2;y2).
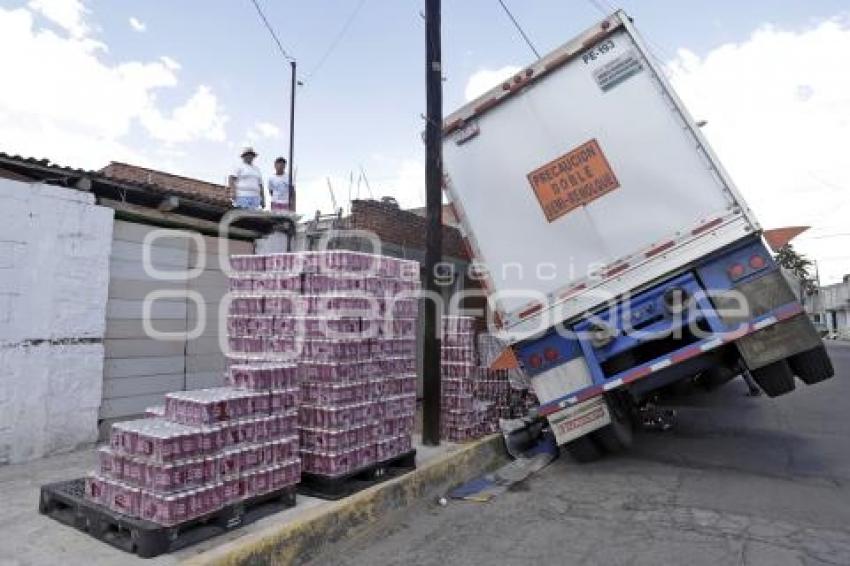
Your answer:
249;0;295;61
582;0;679;76
799;232;850;241
304;0;367;82
586;0;611;17
496;0;540;59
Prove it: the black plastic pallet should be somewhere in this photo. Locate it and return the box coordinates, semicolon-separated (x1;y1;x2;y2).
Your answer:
38;478;296;559
298;449;417;500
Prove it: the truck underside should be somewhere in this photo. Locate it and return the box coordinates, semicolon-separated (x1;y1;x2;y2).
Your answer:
518;235;834;461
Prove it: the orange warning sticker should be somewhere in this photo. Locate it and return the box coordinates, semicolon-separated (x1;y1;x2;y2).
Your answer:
527;139;620;222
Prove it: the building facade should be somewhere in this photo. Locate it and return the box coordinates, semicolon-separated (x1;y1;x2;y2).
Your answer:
0;154;282;464
819;276;850;337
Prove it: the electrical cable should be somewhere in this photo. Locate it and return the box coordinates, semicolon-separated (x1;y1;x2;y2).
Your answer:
249;0;295;61
586;0;611;16
799;232;850;241
304;0;368;83
582;0;678;76
496;0;541;59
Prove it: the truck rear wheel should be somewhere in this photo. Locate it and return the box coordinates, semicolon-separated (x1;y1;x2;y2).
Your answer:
563;435;603;463
789;345;834;385
750;360;796;397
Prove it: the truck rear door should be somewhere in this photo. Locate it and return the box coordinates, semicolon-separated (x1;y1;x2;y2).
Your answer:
442;11;759;341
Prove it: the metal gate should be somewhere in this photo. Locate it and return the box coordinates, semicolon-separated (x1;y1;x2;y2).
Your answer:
100;220;251;427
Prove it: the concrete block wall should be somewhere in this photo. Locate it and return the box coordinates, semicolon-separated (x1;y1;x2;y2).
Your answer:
0;179;114;464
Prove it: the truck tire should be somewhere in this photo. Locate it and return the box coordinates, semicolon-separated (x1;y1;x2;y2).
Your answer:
590;409;634;454
750;360;796;397
789;345;834;385
563;435;603;463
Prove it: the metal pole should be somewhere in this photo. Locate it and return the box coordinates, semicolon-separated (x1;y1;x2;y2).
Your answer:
422;0;442;446
288;60;297;211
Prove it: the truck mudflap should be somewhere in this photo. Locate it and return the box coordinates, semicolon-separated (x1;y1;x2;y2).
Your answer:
537;301;805;418
547;397;611;446
736;313;822;371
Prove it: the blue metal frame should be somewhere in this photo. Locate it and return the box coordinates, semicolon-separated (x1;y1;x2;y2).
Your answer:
536;301;804;417
696;238;776;292
573;272;724;386
516;330;583;378
519;235;781;394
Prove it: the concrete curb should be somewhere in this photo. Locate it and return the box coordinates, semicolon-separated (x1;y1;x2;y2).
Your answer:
182;435;509;566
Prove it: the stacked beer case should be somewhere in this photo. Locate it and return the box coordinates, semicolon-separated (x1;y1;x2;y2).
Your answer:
441;323;540;442
475;333;532;420
85;364;301;526
440;316;488;441
228;251;420;481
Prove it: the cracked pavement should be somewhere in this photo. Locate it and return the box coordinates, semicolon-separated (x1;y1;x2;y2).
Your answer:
312;343;850;566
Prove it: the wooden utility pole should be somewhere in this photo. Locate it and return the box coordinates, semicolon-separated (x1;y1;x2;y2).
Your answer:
422;0;443;446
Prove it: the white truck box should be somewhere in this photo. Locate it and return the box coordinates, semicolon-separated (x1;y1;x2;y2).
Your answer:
442;11;759;342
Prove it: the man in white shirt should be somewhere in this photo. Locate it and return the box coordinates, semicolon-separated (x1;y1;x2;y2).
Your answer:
268;157;292;212
229;147;265;209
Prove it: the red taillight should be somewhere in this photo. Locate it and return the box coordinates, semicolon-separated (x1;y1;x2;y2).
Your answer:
544;347;559;362
749;254;766;270
728;263;746;280
529;354;543;369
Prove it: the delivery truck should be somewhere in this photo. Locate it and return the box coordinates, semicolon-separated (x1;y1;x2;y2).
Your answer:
440;11;833;461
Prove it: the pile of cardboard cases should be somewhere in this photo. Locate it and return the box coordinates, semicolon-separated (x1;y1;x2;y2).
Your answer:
86;363;301;526
228;251;420;479
441;319;538;442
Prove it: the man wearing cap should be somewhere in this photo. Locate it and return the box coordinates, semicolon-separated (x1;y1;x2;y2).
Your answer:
229;147;265;209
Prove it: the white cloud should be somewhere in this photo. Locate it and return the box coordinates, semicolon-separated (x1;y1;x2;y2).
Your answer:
140;85;227;144
0;5;228;169
376;158;425;209
254;121;282;139
464;65;520;102
128;16;145;32
160;55;180;70
667;17;850;283
238;122;283;160
28;0;88;39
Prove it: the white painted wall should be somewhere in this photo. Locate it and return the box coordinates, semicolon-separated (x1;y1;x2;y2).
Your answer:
0;343;105;463
0;179;114;464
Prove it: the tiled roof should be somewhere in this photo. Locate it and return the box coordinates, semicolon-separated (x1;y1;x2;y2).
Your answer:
0;152;95;177
101;162;232;207
0;153;233;209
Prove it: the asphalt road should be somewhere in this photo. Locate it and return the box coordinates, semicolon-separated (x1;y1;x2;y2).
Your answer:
313;343;850;566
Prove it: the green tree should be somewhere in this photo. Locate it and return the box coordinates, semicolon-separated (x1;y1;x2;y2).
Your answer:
775;244;817;295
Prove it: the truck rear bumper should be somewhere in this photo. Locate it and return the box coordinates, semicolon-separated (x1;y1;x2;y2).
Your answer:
537;301;805;417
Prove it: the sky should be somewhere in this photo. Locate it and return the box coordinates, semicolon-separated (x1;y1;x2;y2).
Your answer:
0;0;849;282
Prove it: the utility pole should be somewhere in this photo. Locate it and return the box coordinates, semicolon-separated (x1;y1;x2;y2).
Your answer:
288;60;297;211
422;0;442;446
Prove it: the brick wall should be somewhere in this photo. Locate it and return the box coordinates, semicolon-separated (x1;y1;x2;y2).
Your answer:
349;199;469;260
